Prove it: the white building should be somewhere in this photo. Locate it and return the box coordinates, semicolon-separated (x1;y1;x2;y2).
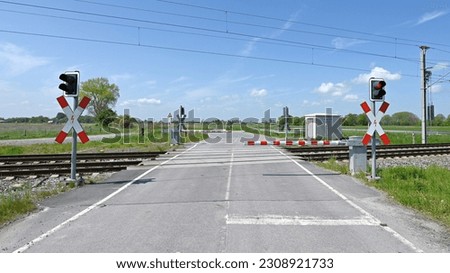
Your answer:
304;113;343;140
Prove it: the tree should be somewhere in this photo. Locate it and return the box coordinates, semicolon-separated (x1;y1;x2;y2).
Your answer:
97;108;117;128
391;112;420;126
80;77;120;118
343;114;358;126
356;113;368;126
433;114;446;126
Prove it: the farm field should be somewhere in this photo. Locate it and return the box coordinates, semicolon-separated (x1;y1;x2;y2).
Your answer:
0;123;104;140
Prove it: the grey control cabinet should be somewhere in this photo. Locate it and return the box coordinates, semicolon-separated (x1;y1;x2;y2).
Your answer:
348;136;367;175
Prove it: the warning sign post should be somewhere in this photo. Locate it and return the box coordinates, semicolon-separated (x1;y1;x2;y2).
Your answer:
55;94;91;182
360;100;390;180
55;71;89;182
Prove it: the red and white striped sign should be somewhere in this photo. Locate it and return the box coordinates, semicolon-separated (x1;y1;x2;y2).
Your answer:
245;140;344;146
360;101;390;145
55;96;91;144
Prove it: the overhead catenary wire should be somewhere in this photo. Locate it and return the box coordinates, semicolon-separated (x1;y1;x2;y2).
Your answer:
154;0;450;50
0;28;389;74
0;0;447;75
0;0;429;65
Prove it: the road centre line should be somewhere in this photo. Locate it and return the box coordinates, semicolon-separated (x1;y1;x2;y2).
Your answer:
225;151;234;203
13;143;199;253
271;146;423;253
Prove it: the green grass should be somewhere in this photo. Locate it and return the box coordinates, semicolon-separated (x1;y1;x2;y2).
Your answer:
317;158;350;174
0;180;78;226
0;135;171;155
370;166;450;227
0;123;105;140
318;159;450;228
342;129;450;144
0;192;37;225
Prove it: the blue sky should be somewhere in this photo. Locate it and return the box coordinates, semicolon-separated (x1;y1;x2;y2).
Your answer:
0;0;449;121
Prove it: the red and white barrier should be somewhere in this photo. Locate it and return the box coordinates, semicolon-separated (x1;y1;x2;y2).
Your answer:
245;140;344;146
55;96;91;144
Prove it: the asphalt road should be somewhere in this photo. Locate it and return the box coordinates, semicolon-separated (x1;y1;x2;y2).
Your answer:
1;131;449;253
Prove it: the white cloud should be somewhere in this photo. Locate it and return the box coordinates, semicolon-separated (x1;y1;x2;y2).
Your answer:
352;67;401;84
110;73;133;83
430;84;443;93
332;37;366;49
416;10;448;25
250;88;268;97
240;10;300;56
120;97;161;106
343;94;358;101
314;82;349;96
0;43;49;75
171;76;189;84
432;62;449;71
138;98;161;105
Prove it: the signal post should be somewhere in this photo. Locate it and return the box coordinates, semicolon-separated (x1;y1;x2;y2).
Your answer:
56;71;90;184
363;77;390;180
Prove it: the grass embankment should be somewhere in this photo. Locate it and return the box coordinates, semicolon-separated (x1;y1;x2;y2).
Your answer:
318;159;450;227
373;166;450;227
0;193;36;226
0;183;74;226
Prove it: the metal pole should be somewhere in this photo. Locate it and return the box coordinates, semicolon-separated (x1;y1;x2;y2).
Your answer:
371;100;377;180
70;96;78;181
284;107;288;142
178;105;182;145
420;45;429;144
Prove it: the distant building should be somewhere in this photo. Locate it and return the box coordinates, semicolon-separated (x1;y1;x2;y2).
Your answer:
304;113;343;140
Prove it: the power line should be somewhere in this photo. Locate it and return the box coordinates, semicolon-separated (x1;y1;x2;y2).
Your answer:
0;1;445;75
76;0;417;49
70;0;450;66
0;27;419;78
0;0;424;64
155;0;450;50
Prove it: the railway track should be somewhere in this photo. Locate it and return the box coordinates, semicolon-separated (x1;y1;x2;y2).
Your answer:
284;143;450;161
0;151;166;177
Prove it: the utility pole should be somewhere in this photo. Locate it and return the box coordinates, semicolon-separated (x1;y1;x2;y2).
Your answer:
420;45;429;144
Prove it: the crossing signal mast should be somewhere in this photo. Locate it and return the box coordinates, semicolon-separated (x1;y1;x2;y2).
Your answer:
57;70;82;183
366;77;389;180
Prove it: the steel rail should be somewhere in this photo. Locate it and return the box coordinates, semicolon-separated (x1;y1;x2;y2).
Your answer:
285;144;450;161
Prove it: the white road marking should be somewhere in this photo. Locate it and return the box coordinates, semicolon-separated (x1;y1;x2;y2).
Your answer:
271;146;423;253
226;214;380;226
225;152;234;202
13;143;199;253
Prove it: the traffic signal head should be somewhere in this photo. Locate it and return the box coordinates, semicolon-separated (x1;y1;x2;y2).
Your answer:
59;71;79;97
283;106;289;117
179;105;186;119
369;78;386;102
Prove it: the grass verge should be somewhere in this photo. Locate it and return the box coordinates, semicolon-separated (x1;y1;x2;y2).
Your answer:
318;158;450;227
371;166;450;227
0;182;75;227
0;192;36;225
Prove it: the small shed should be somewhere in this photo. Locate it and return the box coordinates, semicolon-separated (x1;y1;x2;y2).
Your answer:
304;113;343;140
